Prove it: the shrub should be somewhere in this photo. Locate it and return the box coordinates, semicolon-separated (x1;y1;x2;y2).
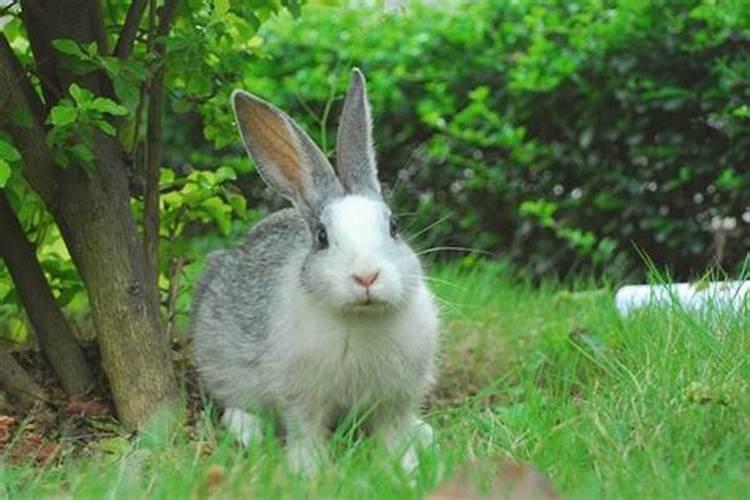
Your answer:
223;0;750;280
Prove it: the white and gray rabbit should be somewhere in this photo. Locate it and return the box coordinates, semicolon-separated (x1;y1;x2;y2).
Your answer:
192;69;440;474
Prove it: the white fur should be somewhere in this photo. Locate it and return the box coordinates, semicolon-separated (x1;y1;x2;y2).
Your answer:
217;197;439;473
279;249;438;474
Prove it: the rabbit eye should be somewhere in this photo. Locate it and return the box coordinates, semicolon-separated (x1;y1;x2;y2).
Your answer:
316;224;329;249
389;217;400;239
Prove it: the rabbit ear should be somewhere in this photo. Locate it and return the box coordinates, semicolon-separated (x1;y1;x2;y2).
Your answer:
233;90;343;214
335;68;381;197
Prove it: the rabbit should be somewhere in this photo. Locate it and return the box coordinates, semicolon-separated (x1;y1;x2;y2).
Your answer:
192;69;440;475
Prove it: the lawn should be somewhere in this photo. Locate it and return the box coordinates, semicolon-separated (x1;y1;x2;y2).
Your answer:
1;262;748;499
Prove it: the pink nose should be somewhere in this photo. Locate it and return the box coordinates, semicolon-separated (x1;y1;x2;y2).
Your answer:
353;271;380;288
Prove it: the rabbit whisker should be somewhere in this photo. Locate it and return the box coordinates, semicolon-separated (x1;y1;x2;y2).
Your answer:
405;213;453;244
415;246;497;258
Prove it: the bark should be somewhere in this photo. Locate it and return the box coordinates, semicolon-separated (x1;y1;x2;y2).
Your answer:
0;352;46;407
3;0;178;428
0;192;94;396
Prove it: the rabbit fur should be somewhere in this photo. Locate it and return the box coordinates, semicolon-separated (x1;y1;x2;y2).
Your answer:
192;69;440;474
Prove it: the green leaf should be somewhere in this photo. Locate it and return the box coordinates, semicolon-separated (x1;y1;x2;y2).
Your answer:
0;160;10;188
226;192;247;219
159;168;175;185
53;150;70;169
200;196;232;235
70;143;95;166
69;84;94;106
94;119;116;136
51;39;86;59
732;105;750;119
90;97;128;116
216;166;237;181
0;139;21;162
111;74;140;110
162;191;184;209
214;0;230;16
519;199;557;226
281;0;302;18
49;104;78;126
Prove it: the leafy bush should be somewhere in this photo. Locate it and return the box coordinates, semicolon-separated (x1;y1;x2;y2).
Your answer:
224;0;750;279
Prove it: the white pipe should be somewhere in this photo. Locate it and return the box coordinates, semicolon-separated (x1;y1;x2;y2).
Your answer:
615;281;750;316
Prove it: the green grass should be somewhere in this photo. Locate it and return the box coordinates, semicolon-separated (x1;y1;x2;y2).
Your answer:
2;262;749;499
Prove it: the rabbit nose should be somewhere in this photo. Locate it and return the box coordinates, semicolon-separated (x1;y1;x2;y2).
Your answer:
353;270;380;288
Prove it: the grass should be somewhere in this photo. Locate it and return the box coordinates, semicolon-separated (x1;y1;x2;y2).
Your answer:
1;261;749;499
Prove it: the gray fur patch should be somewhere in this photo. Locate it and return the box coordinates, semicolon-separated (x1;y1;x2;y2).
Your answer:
191;209;308;407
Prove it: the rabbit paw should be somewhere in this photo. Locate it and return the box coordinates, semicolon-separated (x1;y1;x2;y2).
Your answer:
286;439;329;476
412;418;434;448
222;408;264;447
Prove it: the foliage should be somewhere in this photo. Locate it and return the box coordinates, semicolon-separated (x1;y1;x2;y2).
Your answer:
0;136;21;188
226;0;750;279
46;84;128;172
0;0;293;342
2;262;749;498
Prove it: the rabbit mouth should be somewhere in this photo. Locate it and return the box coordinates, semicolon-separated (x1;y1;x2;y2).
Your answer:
345;296;392;314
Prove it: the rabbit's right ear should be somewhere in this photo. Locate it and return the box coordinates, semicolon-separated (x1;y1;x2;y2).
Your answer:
232;90;343;214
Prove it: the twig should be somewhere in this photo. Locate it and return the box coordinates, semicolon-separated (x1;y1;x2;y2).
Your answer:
114;0;148;59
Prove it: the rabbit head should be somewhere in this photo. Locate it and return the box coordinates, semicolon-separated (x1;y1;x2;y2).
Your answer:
232;69;424;314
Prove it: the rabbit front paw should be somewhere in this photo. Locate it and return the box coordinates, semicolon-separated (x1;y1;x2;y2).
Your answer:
286;438;330;476
222;408;264;447
379;415;435;473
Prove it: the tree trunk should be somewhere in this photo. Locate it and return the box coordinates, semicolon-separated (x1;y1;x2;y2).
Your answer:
4;0;179;428
0;192;94;396
53;140;178;428
0;352;46;408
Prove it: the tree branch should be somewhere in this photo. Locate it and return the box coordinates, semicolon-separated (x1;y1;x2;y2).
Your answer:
0;34;58;206
143;0;178;298
19;0;63;106
114;0;148;59
0;191;94;396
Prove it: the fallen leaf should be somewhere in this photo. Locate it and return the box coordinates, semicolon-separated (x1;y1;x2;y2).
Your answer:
0;415;17;451
64;399;110;418
428;457;559;500
9;431;60;465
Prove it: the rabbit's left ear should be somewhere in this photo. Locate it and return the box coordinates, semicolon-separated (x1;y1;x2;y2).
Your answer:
336;68;381;197
232;90;343;216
